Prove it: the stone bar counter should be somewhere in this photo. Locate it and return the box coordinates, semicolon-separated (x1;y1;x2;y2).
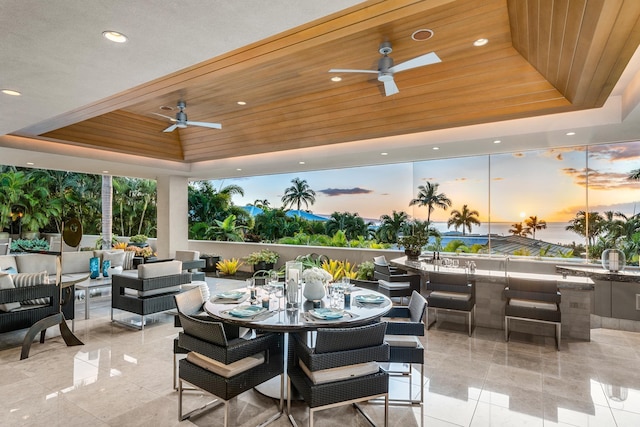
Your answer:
392;256;594;340
555;264;640;331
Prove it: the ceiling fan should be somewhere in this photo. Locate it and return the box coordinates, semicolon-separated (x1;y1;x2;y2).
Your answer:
329;41;441;96
152;100;222;132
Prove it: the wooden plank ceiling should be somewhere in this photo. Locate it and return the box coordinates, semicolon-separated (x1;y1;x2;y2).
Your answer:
36;0;640;162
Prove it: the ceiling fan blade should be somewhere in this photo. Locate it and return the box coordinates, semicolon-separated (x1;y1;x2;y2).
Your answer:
389;52;441;73
163;124;178;132
152;112;177;122
383;79;399;96
187;121;222;129
329;68;379;74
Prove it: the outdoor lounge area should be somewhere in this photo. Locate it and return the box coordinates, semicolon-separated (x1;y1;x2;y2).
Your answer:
0;274;639;426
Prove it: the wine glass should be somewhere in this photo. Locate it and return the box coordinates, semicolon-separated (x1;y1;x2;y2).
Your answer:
274;282;285;312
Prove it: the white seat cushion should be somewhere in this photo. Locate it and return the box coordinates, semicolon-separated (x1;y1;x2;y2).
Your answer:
509;298;557;311
429;291;471;301
124;285;182;297
186;351;264;378
378;280;410;290
299;360;379;385
384;334;420;348
138;260;182;279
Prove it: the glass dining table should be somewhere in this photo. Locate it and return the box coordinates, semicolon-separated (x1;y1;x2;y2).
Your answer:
203;284;393;332
202;283;393;418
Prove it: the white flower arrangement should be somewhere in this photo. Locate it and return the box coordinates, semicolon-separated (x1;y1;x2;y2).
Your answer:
302;267;333;284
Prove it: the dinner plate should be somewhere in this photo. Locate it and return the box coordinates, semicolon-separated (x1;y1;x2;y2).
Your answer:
228;306;266;318
309;308;344;320
216;291;245;300
355;294;385;304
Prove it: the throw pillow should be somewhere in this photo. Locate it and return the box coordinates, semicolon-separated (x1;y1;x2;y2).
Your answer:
122;250;135;270
0;273;20;312
2;266;17;275
12;271;50;305
103;250;126;268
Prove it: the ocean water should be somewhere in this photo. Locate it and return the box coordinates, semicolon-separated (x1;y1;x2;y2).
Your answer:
429;222;581;246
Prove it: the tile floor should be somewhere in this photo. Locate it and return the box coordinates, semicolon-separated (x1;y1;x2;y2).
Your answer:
0;277;639;426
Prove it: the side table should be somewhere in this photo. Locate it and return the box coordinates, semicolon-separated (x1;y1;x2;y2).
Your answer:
76;277;112;319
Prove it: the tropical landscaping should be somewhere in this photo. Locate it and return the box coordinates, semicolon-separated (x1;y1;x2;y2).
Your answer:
3;143;640;266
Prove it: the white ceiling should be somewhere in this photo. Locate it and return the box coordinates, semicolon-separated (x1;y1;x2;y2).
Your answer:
2;0;640;180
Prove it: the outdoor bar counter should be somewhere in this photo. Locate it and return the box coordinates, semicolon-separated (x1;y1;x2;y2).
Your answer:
391;256;594;340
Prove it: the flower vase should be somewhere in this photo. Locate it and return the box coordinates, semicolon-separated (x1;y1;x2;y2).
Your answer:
89;256;100;279
102;259;111;277
303;280;326;301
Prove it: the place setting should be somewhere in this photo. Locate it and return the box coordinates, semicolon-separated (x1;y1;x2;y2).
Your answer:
301;307;358;324
353;293;390;308
219;304;277;321
211;290;249;304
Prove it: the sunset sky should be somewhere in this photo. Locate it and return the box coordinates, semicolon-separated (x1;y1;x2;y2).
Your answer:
216;141;640;228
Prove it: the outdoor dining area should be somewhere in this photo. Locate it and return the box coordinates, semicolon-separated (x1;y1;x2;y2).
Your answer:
1;248;639;426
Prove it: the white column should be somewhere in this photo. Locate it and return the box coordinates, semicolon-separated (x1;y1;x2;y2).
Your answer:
156;175;188;258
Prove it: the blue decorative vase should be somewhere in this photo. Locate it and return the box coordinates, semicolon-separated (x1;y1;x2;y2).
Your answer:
102;259;111;277
89;257;100;279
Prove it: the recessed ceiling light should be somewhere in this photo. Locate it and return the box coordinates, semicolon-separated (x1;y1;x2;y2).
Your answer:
566;131;576;136
381;152;388;156
237;101;247;106
299;161;305;165
26;162;34;166
433;147;440;150
2;89;21;96
493;140;501;144
473;38;489;47
331;76;342;82
102;31;128;43
102;170;109;174
411;29;434;41
236;168;242;171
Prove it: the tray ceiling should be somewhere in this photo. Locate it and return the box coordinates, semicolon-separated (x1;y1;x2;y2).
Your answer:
17;0;640;164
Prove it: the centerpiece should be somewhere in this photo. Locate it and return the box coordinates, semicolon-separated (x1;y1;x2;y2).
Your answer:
302;266;332;301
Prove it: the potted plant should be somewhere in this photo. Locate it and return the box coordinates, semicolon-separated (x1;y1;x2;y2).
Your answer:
246;249;279;272
200;253;221;272
128;234;149;248
399;228;429;260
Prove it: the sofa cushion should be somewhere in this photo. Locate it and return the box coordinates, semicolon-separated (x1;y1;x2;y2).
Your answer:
15;254;56;275
12;271;50;305
103;250;126;268
138;260;182;279
299;359;379;385
124;285;182;297
0;273;20;312
61;251;94;274
175;250;200;262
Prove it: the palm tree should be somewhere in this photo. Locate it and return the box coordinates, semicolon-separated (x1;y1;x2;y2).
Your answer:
281;178;316;211
409;182;452;223
524;216;547;239
629;169;640;180
447;204;481;235
566;211;604;247
377;210;409;243
203;214;246;241
101;175;113;249
508;222;530;237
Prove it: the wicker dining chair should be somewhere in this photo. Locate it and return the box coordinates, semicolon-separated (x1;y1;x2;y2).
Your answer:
382;290;427;404
287;322;390;427
177;310;284;426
